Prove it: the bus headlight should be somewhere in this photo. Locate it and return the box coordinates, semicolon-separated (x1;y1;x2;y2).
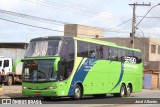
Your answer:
48;85;57;89
22;86;28;89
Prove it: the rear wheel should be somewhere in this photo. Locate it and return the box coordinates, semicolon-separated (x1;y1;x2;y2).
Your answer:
7;76;13;86
126;85;132;97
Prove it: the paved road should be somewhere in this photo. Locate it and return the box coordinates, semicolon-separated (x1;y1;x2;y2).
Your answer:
0;85;160;106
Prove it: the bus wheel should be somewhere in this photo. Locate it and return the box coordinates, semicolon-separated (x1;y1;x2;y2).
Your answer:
72;84;82;99
120;84;126;97
126;85;132;97
114;84;126;97
7;76;13;86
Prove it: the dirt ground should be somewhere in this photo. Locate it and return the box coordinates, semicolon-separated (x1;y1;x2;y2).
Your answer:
0;84;22;98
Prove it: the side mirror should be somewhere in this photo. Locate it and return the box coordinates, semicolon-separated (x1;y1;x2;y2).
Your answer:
54;57;60;72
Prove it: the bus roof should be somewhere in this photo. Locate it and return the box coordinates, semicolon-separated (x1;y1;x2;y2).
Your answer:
30;36;141;52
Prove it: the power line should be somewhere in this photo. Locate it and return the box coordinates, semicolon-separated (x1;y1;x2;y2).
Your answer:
0;9;132;34
137;16;160;18
26;0;130;21
0;9;68;25
0;17;131;37
109;19;131;29
0;17;64;32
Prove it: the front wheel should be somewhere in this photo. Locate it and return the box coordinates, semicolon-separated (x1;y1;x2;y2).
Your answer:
7;76;13;86
72;85;82;99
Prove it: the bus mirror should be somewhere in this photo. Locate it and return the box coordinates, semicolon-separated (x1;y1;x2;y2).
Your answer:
54;57;60;72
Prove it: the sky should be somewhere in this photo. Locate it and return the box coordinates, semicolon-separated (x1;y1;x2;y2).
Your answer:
0;0;160;42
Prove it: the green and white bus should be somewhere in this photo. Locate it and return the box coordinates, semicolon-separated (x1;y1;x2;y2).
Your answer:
22;36;143;99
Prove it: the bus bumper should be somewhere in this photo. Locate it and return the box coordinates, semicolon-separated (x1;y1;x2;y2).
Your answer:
22;89;60;97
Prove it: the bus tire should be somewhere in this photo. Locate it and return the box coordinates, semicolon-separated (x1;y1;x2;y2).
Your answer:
7;76;13;86
113;84;126;97
120;84;126;97
72;84;82;99
126;84;132;97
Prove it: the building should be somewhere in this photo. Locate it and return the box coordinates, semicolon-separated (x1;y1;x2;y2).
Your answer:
64;24;104;38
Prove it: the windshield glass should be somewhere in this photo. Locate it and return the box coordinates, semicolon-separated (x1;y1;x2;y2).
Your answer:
22;60;57;82
25;40;62;57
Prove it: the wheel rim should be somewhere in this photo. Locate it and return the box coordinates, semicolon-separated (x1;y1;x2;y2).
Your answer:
127;87;131;96
75;87;81;98
121;86;125;97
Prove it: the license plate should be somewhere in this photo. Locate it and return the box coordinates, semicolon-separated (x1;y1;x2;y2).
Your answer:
34;92;41;95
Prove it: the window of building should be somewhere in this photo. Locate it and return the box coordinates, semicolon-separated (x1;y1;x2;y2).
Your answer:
151;44;156;53
158;46;160;54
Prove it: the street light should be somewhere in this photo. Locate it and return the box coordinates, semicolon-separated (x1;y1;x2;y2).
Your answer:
131;3;160;48
136;3;160;27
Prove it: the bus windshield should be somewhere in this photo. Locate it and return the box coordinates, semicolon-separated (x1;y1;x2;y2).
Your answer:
25;40;62;57
22;60;57;82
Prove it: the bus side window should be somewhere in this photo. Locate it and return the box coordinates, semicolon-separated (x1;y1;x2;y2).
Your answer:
126;50;134;57
134;51;142;64
77;41;89;57
103;46;109;60
121;49;126;62
117;49;122;61
109;47;118;61
59;40;75;80
89;43;97;58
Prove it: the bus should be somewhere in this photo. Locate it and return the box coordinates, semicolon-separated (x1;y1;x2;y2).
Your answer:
22;36;143;100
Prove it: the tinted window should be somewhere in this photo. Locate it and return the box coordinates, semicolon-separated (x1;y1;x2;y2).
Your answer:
109;47;118;61
59;40;75;80
77;41;88;57
102;46;109;59
89;43;97;58
134;51;142;64
60;40;75;59
126;50;134;57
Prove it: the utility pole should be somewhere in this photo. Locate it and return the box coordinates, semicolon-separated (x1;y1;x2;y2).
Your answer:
129;3;150;48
